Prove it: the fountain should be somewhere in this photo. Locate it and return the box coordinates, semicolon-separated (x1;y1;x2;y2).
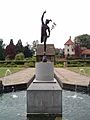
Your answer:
66;68;86;99
3;68;13;92
27;11;62;118
2;68;19;98
0;9;90;120
79;68;86;75
5;69;18;97
0;69;12;93
5;68;12;77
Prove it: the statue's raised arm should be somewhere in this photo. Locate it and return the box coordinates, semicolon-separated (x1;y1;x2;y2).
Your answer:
41;11;46;24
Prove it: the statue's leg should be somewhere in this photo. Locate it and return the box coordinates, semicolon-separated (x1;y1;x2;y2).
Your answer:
44;38;47;52
41;35;43;43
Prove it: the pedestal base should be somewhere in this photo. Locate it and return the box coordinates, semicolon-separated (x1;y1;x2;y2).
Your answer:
27;79;62;116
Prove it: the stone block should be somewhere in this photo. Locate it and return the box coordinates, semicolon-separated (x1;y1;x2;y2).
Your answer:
27;80;62;116
35;62;54;81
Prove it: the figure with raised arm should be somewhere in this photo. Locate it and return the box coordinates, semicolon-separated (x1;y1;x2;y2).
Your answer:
41;11;52;53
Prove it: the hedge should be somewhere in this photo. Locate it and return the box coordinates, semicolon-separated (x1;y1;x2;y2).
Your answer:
0;60;35;67
0;59;90;67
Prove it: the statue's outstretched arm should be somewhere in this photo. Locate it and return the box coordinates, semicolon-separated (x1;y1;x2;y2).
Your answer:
41;11;46;24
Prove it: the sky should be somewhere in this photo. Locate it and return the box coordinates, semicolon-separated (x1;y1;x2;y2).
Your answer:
0;0;90;48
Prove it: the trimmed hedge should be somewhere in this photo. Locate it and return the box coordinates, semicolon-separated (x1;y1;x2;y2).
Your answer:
55;60;90;67
0;59;90;67
0;60;35;67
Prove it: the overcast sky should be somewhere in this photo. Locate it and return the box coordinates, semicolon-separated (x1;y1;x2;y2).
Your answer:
0;0;90;48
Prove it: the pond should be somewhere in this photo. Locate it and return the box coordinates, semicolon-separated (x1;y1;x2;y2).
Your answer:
0;90;90;120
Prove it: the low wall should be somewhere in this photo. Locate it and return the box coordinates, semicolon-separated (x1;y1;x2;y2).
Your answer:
54;73;89;93
2;75;35;93
0;80;3;93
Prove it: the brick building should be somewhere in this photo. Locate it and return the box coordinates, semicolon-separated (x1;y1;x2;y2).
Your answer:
36;44;55;62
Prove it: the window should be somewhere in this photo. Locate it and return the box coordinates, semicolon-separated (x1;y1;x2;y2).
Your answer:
67;53;70;56
67;49;69;52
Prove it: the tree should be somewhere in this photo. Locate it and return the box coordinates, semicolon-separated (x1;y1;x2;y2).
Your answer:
32;40;39;56
32;40;39;51
75;44;81;58
5;39;16;60
24;44;34;58
0;39;5;60
74;34;90;49
16;39;24;54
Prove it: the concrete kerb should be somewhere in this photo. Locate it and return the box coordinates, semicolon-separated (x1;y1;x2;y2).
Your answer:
54;73;63;88
0;68;90;93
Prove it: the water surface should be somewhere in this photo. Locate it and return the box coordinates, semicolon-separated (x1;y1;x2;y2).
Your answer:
0;90;90;120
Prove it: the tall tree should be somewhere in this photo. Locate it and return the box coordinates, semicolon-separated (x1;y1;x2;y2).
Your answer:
74;34;90;49
5;39;16;60
16;39;24;54
75;44;81;58
0;39;5;60
24;44;34;58
32;40;39;51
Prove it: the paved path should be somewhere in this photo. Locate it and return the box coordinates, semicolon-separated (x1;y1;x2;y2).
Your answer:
0;68;35;86
0;68;90;87
54;68;90;86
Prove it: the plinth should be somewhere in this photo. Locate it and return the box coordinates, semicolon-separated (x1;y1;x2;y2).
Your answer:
27;62;62;117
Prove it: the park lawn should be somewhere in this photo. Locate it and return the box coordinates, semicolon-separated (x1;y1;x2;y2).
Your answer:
67;67;90;77
0;67;24;78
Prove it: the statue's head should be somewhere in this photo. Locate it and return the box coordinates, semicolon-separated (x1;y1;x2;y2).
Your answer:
45;19;52;24
45;19;49;24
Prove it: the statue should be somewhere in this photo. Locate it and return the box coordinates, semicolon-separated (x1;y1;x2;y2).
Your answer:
41;11;52;53
41;11;56;62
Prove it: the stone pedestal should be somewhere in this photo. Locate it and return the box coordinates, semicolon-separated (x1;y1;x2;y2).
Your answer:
27;62;62;117
35;62;54;81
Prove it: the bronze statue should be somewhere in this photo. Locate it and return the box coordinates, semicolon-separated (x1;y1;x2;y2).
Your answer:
41;11;52;53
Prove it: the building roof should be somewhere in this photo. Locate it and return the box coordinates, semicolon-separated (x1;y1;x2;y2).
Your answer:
81;49;90;55
36;44;55;55
64;36;74;45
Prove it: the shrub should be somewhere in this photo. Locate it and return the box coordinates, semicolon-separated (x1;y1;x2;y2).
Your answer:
28;62;35;67
54;63;64;67
24;61;35;67
15;53;25;60
29;56;36;61
24;62;29;68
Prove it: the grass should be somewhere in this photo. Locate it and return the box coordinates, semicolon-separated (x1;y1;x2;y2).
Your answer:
67;67;90;77
0;67;24;78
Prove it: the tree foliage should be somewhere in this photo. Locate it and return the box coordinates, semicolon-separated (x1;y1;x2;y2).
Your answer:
32;40;39;49
5;39;16;60
0;37;39;61
0;39;5;60
24;44;34;58
74;44;81;58
16;39;24;54
74;34;90;49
